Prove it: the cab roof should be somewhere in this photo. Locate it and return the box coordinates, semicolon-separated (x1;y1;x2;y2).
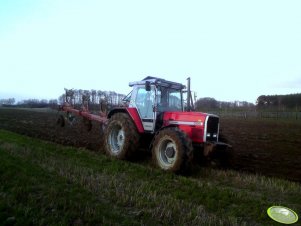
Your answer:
129;76;186;90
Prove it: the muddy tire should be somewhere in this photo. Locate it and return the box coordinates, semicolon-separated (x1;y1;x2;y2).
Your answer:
83;118;92;132
104;113;139;159
152;127;193;173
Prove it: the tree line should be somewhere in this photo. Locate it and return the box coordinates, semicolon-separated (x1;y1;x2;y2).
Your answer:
0;90;126;109
0;98;58;108
0;98;16;106
58;89;126;110
195;97;255;111
256;94;301;110
2;91;300;112
195;93;301;111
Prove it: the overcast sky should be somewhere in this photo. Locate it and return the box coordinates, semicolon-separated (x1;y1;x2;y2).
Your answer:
0;0;300;103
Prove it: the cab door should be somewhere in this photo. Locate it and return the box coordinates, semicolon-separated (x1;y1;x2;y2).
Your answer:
131;86;156;132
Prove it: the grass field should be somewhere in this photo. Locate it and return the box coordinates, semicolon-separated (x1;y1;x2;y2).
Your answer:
0;129;300;225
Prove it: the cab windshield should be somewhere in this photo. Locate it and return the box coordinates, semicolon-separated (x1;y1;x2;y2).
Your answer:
156;86;182;112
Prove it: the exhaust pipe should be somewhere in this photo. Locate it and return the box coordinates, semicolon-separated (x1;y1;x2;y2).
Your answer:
187;77;191;112
186;77;195;112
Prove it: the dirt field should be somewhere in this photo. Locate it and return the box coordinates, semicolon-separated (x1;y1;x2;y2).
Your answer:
0;108;300;182
220;117;301;182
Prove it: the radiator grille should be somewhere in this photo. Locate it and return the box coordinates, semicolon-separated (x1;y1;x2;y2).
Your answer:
205;116;219;142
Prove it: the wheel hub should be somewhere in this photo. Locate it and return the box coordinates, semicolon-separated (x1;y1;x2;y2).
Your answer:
165;147;175;158
109;125;125;154
117;131;124;146
157;141;177;167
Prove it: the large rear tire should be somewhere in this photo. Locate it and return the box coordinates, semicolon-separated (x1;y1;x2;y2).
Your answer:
104;113;139;159
83;118;92;132
152;127;193;173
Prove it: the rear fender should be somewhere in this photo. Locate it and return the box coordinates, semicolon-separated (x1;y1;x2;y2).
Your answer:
108;107;144;133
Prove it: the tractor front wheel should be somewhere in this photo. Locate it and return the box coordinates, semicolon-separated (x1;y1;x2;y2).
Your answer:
152;127;193;173
104;113;139;159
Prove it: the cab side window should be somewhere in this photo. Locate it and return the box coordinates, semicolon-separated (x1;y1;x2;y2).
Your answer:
136;87;155;118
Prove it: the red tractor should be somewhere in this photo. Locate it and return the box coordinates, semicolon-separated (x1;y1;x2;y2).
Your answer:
58;76;230;173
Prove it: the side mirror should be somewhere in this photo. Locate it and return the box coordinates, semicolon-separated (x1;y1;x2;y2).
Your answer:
145;81;151;91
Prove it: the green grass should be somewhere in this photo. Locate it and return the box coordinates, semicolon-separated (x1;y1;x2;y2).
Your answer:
0;129;300;225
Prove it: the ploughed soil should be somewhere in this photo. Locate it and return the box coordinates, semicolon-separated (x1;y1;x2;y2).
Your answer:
0;108;300;182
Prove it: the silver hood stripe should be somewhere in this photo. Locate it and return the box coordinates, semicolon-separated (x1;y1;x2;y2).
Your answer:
168;121;203;126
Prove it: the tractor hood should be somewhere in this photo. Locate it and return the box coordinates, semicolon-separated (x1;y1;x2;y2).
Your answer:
162;111;218;127
162;111;220;143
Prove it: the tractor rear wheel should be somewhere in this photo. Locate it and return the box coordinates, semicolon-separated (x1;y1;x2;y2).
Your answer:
152;127;193;173
104;113;139;159
83;118;92;132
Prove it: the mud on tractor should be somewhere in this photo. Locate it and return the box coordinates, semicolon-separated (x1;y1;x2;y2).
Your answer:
57;76;230;173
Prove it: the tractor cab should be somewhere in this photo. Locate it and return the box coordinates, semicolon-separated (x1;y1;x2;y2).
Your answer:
128;76;185;132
